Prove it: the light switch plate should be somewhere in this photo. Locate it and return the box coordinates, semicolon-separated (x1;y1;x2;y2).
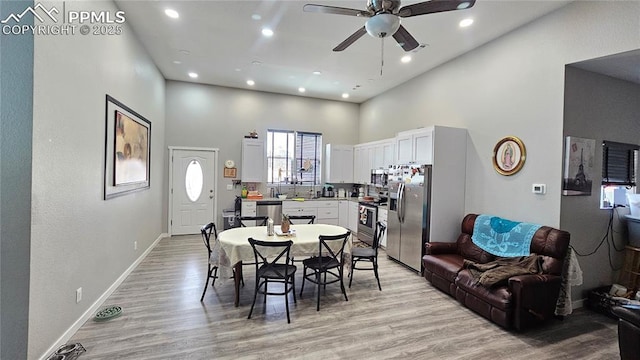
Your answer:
227;184;233;190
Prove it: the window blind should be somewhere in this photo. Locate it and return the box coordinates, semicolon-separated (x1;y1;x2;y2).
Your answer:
602;140;639;186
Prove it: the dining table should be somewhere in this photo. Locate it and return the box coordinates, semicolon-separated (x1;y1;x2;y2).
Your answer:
214;223;351;307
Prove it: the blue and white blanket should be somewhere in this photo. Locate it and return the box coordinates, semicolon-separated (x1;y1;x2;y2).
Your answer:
471;214;542;257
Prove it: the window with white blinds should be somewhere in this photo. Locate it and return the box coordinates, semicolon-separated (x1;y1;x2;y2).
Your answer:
602;141;638;186
266;130;322;185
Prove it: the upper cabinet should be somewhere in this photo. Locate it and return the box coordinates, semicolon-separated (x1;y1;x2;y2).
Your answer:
241;138;265;182
353;138;395;184
395;128;433;164
325;144;354;183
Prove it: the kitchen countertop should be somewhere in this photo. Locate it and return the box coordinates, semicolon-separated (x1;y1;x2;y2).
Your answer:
242;197;359;202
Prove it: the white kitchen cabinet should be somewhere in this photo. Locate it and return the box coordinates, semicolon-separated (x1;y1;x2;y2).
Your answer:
378;208;388;248
315;200;339;225
241;138;265;182
325;144;353;183
338;200;349;228
395;128;433;165
282;201;317;219
348;201;359;234
240;201;257;226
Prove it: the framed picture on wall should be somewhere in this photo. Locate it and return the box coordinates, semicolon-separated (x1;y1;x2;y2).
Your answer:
104;95;151;199
492;136;526;176
562;136;595;196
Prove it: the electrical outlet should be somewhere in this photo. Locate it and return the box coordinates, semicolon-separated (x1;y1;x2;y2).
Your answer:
134;241;137;250
76;287;82;303
227;184;233;190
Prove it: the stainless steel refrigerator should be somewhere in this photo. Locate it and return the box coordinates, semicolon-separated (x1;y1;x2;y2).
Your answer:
387;165;432;272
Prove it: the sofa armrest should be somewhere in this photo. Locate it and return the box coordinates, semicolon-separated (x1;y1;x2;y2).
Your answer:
509;274;563;330
425;242;458;255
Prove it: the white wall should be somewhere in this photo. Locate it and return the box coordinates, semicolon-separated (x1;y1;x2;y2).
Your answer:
30;1;165;358
360;1;640;227
561;67;640;300
164;81;360;229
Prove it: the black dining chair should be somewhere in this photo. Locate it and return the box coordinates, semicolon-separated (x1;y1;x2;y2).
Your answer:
240;216;268;227
349;221;386;290
300;231;351;311
200;222;219;301
247;238;297;323
287;215;316;224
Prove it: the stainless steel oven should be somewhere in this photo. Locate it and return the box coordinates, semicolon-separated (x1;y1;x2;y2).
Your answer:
357;202;378;246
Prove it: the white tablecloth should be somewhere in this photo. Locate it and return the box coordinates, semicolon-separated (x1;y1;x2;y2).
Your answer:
213;224;352;279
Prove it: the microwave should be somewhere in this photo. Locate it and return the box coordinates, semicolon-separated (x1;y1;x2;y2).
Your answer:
371;169;388;187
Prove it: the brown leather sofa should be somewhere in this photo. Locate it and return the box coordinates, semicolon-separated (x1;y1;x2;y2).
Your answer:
612;306;640;360
422;214;570;331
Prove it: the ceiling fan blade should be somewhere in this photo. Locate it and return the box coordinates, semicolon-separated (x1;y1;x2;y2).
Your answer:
333;26;367;52
303;4;372;17
392;25;420;51
398;0;476;18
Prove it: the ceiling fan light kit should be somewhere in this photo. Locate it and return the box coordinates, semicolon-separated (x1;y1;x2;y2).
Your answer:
304;0;476;52
365;14;400;38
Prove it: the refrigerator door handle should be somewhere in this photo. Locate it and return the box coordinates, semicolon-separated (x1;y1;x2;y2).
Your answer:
398;183;405;223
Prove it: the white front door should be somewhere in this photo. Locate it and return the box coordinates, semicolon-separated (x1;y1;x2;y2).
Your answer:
170;148;218;235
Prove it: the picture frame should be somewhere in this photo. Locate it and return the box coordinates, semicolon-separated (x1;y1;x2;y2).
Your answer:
562;136;595;196
104;95;151;199
492;136;526;176
223;167;237;178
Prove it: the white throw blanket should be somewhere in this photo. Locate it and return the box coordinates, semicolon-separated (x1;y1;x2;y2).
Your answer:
555;247;583;316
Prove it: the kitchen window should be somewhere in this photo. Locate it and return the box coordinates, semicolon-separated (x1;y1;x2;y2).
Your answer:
600;140;639;208
266;129;322;185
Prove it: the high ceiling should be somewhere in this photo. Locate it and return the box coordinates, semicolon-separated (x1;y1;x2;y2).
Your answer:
116;0;572;103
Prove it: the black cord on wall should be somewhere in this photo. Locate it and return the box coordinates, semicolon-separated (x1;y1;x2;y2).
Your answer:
571;206;627;271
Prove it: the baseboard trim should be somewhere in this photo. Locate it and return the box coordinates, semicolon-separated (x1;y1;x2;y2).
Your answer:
38;233;168;360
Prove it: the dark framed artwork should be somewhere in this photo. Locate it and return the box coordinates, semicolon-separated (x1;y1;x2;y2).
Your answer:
492;136;526;176
104;95;151;199
562;136;595;196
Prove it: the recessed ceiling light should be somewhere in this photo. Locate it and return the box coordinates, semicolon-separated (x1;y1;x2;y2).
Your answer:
173;60;182;64
261;28;274;37
457;2;472;9
251;14;262;20
401;55;412;63
247;80;255;86
313;71;322;75
298;87;306;93
252;60;262;66
459;18;474;27
164;9;179;19
235;68;241;72
342;93;350;99
179;50;191;55
188;72;198;79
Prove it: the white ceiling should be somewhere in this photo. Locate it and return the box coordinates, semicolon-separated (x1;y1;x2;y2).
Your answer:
116;0;573;103
571;49;640;85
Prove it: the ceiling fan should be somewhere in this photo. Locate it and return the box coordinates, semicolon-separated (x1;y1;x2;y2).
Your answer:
303;0;476;52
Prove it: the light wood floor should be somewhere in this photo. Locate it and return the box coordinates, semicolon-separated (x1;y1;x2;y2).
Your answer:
69;234;620;359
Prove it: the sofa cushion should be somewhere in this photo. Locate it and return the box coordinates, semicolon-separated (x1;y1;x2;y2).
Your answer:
423;253;465;283
457;234;495;264
456;269;512;310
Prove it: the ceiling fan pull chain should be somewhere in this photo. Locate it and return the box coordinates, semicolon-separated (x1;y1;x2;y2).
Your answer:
380;37;384;77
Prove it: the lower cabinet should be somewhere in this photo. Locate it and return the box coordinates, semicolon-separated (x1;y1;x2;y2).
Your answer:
282;200;339;225
348;201;359;234
378;208;388;248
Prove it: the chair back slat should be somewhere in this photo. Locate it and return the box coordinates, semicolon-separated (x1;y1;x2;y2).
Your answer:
248;238;294;278
318;232;351;265
240;216;268;227
201;222;218;253
288;215;316;224
372;221;386;251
